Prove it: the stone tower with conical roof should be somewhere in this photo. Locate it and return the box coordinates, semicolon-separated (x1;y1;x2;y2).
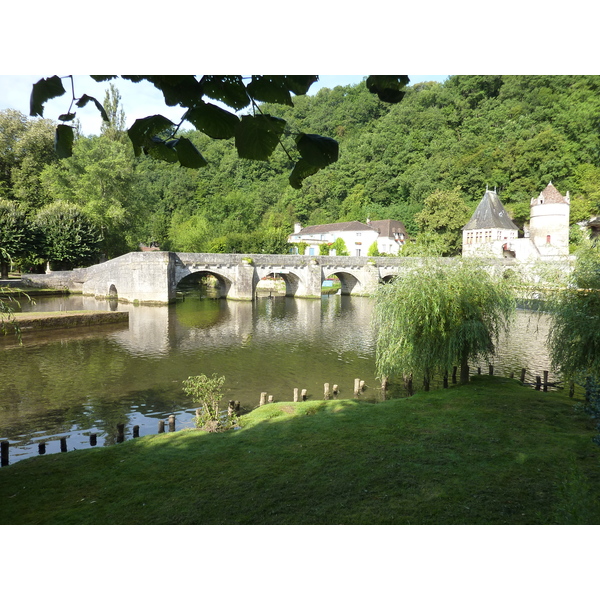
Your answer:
462;189;518;256
529;182;570;256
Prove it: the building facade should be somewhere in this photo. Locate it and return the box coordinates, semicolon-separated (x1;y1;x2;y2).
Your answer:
462;183;570;260
289;219;407;257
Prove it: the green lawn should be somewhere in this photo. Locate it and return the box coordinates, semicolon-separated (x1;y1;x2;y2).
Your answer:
1;376;599;524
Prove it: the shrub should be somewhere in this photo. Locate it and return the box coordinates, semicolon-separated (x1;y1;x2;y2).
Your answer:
182;373;233;432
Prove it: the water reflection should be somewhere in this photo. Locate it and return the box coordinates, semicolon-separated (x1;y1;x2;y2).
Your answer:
0;293;554;465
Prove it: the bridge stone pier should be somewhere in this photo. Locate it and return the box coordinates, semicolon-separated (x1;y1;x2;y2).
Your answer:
22;251;547;304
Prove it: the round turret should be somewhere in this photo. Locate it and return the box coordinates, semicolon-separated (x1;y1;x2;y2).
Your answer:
529;182;570;256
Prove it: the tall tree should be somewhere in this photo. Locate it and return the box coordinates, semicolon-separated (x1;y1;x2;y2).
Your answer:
40;136;140;257
414;189;472;256
34;201;102;270
100;83;127;141
547;241;600;444
0;109;56;208
374;259;515;387
0;200;33;277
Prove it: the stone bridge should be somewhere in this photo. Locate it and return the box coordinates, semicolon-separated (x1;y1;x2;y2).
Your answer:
22;252;463;304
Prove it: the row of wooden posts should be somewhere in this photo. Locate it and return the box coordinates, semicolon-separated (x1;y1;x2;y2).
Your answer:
399;366;567;396
0;367;564;467
258;378;367;406
0;403;249;467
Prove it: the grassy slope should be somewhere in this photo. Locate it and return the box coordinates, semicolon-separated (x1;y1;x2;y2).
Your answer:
1;376;599;525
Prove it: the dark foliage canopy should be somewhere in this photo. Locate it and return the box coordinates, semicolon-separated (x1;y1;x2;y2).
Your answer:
29;75;409;188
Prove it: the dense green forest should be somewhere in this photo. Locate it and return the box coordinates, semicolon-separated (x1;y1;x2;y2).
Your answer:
2;75;600;270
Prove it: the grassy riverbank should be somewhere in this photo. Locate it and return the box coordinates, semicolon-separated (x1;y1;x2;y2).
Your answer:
1;376;598;525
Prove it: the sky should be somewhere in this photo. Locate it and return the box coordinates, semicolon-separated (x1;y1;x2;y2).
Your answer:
0;74;448;136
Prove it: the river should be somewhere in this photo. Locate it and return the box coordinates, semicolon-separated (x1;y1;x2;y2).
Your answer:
0;291;555;465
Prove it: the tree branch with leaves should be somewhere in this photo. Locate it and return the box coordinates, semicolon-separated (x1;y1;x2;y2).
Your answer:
29;75;409;188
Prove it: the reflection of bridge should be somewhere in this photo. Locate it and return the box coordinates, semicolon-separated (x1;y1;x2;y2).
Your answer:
23;252;458;304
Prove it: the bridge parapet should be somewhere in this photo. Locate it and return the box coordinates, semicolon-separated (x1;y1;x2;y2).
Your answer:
22;252;559;305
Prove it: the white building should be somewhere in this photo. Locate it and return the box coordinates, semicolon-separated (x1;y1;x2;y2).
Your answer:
289;219;407;257
462;183;570;260
462;189;519;257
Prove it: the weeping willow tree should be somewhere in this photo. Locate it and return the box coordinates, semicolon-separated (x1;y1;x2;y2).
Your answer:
547;242;600;442
374;259;516;389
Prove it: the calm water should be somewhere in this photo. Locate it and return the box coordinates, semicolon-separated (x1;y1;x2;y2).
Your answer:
0;292;555;465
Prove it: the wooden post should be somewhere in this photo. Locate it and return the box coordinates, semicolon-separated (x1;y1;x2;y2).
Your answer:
301;389;307;401
354;378;361;397
535;376;541;391
509;372;514;379
324;383;330;400
60;437;67;452
381;376;388;400
228;400;235;418
268;395;273;403
452;366;457;384
333;384;339;396
168;414;175;432
260;392;267;406
360;380;365;391
489;364;494;376
443;371;448;389
117;424;125;443
1;440;9;466
158;420;165;433
38;442;46;455
90;433;97;446
543;371;548;393
293;388;299;402
405;376;414;397
520;368;527;383
234;401;241;416
133;425;140;438
569;382;575;398
477;367;481;375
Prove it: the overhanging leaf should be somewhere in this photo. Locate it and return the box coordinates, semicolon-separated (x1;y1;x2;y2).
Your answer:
76;95;109;121
137;75;203;108
146;137;178;163
285;76;318;96
173;137;208;168
127;115;176;157
366;75;410;103
201;76;250;111
58;113;77;122
289;158;320;189
234;114;286;161
90;76;117;82
54;125;74;159
30;76;66;117
247;76;293;106
184;102;239;139
295;133;339;168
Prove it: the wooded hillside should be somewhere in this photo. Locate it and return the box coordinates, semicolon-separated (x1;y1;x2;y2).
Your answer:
2;75;600;268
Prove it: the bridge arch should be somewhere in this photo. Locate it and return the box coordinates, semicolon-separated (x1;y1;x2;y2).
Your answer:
176;270;233;299
322;268;365;296
256;270;302;297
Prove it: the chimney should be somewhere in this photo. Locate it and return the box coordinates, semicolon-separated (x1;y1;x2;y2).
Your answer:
294;222;302;234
